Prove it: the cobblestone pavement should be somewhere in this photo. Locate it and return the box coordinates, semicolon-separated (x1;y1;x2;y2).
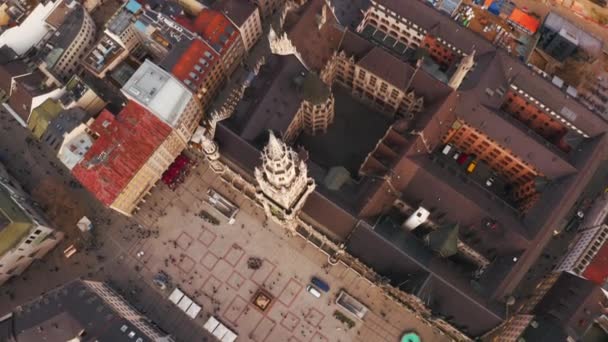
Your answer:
133;160;450;342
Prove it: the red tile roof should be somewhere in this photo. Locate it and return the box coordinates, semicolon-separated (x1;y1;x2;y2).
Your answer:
169;38;220;90
72;101;172;206
193;9;239;54
583;240;608;285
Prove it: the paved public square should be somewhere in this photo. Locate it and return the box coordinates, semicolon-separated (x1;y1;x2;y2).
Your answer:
0;107;449;341
132;160;450;342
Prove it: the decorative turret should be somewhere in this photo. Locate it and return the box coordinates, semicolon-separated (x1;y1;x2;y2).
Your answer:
255;131;315;233
190;126;224;173
448;50;475;90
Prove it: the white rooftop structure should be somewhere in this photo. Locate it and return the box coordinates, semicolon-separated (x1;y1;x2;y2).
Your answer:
57;123;93;170
185;302;201;319
203;316;238;342
168;288;184;304
76;216;93;232
544;12;602;57
121;59;192;128
177;295;193;312
0;1;58;55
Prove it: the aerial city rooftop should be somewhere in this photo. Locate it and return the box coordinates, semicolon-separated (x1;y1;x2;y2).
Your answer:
1;0;608;341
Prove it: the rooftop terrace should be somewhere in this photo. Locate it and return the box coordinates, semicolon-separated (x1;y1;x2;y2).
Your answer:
122;60;193;127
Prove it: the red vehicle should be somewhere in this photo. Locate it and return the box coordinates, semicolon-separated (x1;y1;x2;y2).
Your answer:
456;153;470;165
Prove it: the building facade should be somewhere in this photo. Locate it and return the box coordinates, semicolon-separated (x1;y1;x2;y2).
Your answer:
255;131;315;232
283;73;335;143
83;0;143;78
213;0;263;52
39;1;96;83
322;34;425;118
161;38;226;111
193;9;246;77
554;193;608;284
482;314;535;342
0;162;63;285
251;0;287;18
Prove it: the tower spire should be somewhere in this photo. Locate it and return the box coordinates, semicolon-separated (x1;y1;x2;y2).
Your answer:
255;132;315;233
448;49;476;90
266;131;284;160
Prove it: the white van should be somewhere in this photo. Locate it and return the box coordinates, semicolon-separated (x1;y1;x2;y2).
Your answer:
306;285;321;298
441;144;453;155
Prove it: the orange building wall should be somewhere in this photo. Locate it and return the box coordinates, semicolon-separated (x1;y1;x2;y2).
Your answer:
422;35;456;69
501;90;570;153
442;120;541;186
513;179;541;213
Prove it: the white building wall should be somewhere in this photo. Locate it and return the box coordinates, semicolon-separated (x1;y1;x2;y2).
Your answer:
0;1;58;55
0;163;63;285
240;7;262;51
555;194;608;274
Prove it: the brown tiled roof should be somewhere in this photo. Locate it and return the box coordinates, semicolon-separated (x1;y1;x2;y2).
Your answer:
494;133;608;299
239;55;308;141
462;50;608;138
301;191;358;241
284;0;343;70
346;221;505;336
534;272;606;338
338;30;375;59
8;71;47;122
212;0;257;27
0;60;28;96
357;47;414;89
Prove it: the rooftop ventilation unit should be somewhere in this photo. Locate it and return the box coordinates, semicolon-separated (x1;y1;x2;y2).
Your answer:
403;206;430;231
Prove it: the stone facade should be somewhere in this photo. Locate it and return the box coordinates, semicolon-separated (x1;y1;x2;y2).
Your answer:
283;73;335;143
448;50;475;90
323;50;425;118
254;131;315;232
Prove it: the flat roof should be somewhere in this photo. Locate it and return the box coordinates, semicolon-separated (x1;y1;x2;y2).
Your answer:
0;1;56;55
122;59;193;128
543;12;602;56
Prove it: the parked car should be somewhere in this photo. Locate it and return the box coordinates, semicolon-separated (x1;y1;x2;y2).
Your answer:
456;153;470;165
485;176;495;187
452;151;461;160
441;144;453;155
153;271;170;290
311;276;330;292
306;285;321;298
467;160;478;173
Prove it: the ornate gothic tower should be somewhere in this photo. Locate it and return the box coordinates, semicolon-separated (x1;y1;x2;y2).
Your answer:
448;50;476;90
255;131;315;232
